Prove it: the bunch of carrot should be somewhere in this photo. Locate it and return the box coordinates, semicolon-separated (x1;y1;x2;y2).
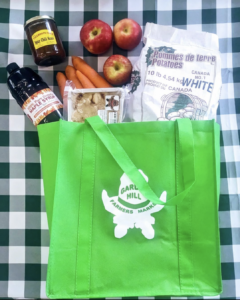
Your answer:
56;56;112;99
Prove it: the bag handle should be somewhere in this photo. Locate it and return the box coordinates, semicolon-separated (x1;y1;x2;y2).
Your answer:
86;116;195;206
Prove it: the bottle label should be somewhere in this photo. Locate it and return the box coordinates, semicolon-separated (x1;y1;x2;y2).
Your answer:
32;29;57;50
22;88;63;126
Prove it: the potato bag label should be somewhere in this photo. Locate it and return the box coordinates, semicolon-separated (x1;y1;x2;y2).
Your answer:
143;44;217;121
131;23;222;122
22;88;63;126
32;29;57;50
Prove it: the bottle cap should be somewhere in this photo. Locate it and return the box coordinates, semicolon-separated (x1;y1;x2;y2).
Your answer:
6;63;20;74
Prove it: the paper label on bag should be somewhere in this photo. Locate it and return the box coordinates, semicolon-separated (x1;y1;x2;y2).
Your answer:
108;112;118;124
98;110;108;123
105;95;119;111
102;170;167;239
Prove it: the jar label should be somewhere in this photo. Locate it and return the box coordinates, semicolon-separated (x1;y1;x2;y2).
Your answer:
22;88;63;126
32;29;57;50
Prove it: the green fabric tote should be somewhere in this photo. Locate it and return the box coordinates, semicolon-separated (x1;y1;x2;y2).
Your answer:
37;116;222;299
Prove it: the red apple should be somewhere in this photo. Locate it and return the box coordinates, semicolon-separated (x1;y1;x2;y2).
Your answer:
113;18;142;50
80;19;113;54
103;55;132;86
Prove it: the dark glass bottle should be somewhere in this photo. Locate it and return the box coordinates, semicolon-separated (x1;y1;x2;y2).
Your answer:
6;62;63;126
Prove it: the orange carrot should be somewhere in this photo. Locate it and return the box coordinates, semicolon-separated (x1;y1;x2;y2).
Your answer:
56;72;67;99
76;70;96;89
72;56;112;88
65;65;83;89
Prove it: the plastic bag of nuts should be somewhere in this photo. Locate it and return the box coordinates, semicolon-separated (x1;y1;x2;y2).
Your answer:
68;88;126;124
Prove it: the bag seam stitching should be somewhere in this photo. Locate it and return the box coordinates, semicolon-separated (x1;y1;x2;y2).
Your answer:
190;138;195;291
88;131;97;296
48;287;222;298
74;124;85;295
49;120;62;296
212;120;222;289
176;121;182;292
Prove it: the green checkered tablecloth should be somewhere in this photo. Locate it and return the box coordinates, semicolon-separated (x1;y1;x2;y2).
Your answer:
0;0;239;299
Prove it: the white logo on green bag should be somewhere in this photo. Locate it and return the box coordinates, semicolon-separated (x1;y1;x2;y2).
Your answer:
102;170;166;239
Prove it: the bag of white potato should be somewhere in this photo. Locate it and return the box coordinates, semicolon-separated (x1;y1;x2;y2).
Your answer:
131;23;222;122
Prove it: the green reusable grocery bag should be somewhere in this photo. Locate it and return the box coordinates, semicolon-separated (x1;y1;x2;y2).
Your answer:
37;116;222;299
